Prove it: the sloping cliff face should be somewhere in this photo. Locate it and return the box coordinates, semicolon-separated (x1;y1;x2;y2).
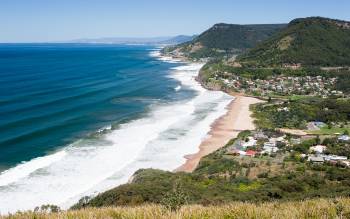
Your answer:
237;17;350;67
163;23;286;60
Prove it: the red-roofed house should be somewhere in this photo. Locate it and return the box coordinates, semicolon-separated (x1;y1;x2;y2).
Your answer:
245;150;257;157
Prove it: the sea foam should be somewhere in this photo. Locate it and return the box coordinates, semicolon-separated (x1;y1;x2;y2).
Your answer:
0;50;233;214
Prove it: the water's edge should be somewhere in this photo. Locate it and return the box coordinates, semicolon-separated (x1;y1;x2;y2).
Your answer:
0;47;233;213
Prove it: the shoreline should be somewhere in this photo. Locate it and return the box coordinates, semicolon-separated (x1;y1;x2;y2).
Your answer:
156;50;264;172
176;95;264;172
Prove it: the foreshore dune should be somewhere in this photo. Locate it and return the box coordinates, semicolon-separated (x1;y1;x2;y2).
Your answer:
176;95;264;172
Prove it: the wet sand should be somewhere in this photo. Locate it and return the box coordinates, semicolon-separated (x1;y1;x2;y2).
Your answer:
176;95;264;172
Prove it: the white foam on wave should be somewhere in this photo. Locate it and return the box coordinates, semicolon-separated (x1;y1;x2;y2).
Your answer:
0;151;66;187
174;85;181;91
0;50;233;214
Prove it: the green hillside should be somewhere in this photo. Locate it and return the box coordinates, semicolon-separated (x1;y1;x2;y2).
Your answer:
237;17;350;67
72;132;350;209
163;23;285;59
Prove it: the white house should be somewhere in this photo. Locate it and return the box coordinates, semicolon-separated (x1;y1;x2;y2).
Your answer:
291;138;301;145
308;156;325;163
254;131;268;140
241;137;257;148
323;155;347;161
309;145;327;154
263;141;278;154
338;135;350;141
264;141;276;147
341;160;350;167
263;145;279;154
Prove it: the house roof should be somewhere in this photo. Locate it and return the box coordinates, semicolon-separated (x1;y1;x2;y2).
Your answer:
308;156;324;162
310;145;327;153
246;150;257;156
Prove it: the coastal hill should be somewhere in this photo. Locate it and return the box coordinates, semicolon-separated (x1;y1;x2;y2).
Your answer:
159;35;197;45
163;23;286;59
237;17;350;67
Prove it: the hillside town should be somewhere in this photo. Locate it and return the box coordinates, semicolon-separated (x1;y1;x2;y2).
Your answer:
225;130;350;168
212;71;345;97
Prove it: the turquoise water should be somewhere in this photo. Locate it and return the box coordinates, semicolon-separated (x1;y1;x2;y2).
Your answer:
0;44;192;170
0;44;232;213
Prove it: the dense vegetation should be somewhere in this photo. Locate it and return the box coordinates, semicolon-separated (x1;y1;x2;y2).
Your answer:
252;97;350;129
238;17;350;67
163;23;285;59
5;198;350;219
72;133;350;209
291;136;350;159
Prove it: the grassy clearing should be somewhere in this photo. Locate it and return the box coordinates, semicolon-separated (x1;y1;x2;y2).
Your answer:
288;95;312;101
3;198;350;219
307;126;350;135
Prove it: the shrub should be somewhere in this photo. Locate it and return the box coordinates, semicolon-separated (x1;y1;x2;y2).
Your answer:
34;204;61;213
257;172;269;178
160;183;188;211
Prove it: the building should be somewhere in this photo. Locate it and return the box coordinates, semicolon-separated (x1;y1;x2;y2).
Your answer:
338;135;350;141
245;150;257;157
323;155;347;161
309;145;327;154
241;137;257;148
263;145;279;154
264;141;276;147
308;156;325;163
253;131;268;140
291;138;301;145
340;160;350;168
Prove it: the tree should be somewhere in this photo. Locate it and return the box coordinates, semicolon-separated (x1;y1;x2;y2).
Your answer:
316;135;321;145
34;204;61;213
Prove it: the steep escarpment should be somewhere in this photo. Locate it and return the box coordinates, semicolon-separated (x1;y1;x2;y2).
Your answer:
237;17;350;67
163;23;286;59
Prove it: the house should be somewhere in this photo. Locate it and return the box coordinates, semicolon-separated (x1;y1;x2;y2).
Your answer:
245;150;257;157
263;145;279;154
323;155;347;161
340;160;350;168
263;138;279;154
276;136;286;142
338;135;350;141
314;121;326;127
241;137;257;148
307;121;326;130
277;107;289;112
264;141;276;148
254;131;268;140
238;150;247;156
300;154;307;158
308;156;324;163
309;145;327;154
291;138;301;145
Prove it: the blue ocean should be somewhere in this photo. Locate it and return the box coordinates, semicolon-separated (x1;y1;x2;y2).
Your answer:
0;44;232;212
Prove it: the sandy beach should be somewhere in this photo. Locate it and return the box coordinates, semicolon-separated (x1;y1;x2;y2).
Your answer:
176;95;264;172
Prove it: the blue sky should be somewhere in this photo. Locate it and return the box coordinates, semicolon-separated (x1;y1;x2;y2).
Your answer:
1;0;350;42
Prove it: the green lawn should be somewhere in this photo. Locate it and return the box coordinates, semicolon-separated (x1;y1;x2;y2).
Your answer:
288;95;312;101
265;94;311;101
307;126;350;135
